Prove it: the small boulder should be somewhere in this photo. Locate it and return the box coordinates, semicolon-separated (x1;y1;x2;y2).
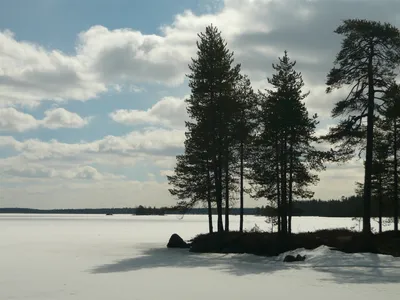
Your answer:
283;255;296;262
296;254;306;261
283;254;306;262
167;233;190;248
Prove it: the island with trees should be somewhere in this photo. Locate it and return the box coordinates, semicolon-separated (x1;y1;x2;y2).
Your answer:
166;19;400;257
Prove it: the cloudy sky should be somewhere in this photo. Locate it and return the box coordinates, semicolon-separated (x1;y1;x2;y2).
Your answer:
0;0;399;209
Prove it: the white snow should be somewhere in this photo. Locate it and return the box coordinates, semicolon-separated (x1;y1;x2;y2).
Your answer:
0;214;399;300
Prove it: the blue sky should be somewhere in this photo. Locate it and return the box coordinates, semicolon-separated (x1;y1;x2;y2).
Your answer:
0;0;399;209
0;0;205;142
0;0;212;49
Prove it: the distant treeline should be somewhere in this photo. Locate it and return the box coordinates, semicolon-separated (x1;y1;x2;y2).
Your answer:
258;195;400;218
2;196;395;217
0;206;257;215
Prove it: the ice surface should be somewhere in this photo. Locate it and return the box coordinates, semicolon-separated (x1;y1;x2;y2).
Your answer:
1;214;399;300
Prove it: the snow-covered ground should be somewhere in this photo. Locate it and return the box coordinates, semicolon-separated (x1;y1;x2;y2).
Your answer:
1;214;399;300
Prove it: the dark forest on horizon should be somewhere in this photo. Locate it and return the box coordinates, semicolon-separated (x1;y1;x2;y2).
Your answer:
1;194;397;218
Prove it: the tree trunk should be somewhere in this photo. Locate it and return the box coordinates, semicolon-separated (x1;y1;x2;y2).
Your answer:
280;135;288;235
207;199;213;234
288;135;294;235
363;48;374;235
217;163;224;232
210;91;223;233
224;154;230;232
206;165;213;234
394;118;399;232
275;137;281;233
214;154;224;232
211;133;223;232
239;140;244;232
378;174;383;234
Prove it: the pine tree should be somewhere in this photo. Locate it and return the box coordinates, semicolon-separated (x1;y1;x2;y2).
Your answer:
249;90;283;231
250;51;324;235
167;122;215;233
379;84;400;231
173;24;241;233
371;126;390;233
233;75;257;232
323;19;400;234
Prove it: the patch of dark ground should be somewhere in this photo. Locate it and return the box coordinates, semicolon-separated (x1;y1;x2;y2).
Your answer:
189;229;400;257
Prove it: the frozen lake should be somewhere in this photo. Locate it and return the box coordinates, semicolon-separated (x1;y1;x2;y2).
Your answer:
1;214;399;300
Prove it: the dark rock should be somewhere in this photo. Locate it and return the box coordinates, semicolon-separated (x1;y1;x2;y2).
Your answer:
167;233;190;248
296;254;306;261
283;254;306;262
283;255;296;262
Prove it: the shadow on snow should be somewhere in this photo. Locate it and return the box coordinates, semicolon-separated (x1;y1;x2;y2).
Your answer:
90;247;287;276
90;246;400;284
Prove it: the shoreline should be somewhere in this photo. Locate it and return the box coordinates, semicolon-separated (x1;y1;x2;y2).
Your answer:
186;229;400;258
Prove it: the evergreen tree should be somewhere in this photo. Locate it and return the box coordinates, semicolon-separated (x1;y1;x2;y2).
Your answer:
170;24;241;232
323;19;400;234
249;90;283;231
379;84;400;231
233;75;258;232
250;51;324;235
167;123;215;233
371;127;390;233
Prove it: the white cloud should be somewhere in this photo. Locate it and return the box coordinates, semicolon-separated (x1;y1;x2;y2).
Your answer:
0;107;90;132
129;85;145;93
110;96;188;128
0;127;185;160
152;156;178;169
96;128;185;155
313;161;364;200
0;179;175;209
2;163;122;180
41;108;90;129
2;0;399;111
77;25;190;87
0;30;106;108
160;169;174;177
0;107;39;131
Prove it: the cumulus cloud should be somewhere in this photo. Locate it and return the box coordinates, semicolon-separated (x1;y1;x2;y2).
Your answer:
0;127;185;160
2;0;399;110
0;107;90;132
0;30;106;108
110;96;188;128
77;25;189;86
0;107;39;132
2;164;122;180
41;108;91;129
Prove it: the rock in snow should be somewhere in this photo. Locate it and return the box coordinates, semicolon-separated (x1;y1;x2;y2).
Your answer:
283;254;306;262
167;233;190;248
